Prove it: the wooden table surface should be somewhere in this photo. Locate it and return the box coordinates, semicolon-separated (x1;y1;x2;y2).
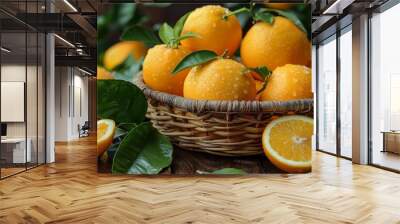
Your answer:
98;146;281;174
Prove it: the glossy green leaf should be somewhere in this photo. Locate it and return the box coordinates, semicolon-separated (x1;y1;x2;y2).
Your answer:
112;123;173;174
262;8;307;33
121;25;161;47
159;23;175;45
173;12;191;37
112;55;142;82
251;66;271;80
97;80;147;124
176;32;200;42
117;4;136;26
254;11;274;24
211;168;247;175
118;123;137;132
172;50;218;74
222;7;250;20
142;3;172;8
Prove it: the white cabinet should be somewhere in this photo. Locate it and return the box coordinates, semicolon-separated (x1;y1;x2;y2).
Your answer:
1;138;32;163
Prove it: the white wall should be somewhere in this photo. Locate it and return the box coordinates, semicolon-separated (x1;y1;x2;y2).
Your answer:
55;66;69;141
54;67;89;141
1;65;40;138
1;63;46;164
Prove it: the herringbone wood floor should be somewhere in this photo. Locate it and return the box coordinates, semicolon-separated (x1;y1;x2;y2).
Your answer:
1;136;400;224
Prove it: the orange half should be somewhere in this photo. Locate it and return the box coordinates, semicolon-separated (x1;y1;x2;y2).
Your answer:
262;115;313;173
97;119;115;156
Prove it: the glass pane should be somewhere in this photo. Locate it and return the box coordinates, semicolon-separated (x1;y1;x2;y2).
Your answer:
27;30;38;169
317;36;337;154
1;30;27;177
339;28;352;158
38;32;45;165
371;4;400;171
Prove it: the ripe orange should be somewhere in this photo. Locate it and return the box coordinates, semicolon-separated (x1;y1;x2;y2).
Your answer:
97;66;114;80
265;3;292;10
183;58;256;100
241;16;311;70
97;119;116;156
143;44;191;96
104;41;147;70
262;115;313;173
181;5;242;56
261;64;312;101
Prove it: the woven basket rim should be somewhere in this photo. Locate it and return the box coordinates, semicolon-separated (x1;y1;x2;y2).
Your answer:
135;72;313;113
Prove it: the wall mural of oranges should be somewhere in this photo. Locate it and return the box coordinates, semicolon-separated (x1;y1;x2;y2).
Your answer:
97;3;314;175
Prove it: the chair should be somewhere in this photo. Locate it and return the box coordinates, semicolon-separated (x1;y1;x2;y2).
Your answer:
78;121;90;138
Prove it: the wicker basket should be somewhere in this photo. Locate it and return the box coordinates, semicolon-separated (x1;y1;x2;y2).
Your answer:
136;73;313;156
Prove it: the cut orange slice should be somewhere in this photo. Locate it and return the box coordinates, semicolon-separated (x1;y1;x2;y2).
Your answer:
97;119;116;156
97;66;114;80
262;115;313;173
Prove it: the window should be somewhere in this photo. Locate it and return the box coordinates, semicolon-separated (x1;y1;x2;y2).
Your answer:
370;3;400;171
0;1;47;179
317;35;337;154
339;27;352;158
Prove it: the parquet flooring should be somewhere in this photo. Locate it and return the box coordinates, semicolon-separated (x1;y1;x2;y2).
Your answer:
1;136;400;223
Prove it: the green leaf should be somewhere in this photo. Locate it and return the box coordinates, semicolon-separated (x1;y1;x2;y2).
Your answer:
173;12;191;37
112;123;173;174
118;123;137;132
172;50;218;74
212;168;247;175
159;23;175;45
251;66;271;80
254;11;274;24
262;9;307;33
142;3;172;8
117;4;136;26
222;7;250;20
176;32;200;42
112;55;142;82
121;25;161;47
97;80;147;124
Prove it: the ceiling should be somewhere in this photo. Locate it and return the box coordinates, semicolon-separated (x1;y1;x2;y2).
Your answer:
310;0;391;43
0;0;97;73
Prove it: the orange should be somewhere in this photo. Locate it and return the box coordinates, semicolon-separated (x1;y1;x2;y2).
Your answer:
183;58;256;100
104;41;147;70
262;115;313;173
143;44;191;96
265;3;292;10
261;64;312;101
181;5;242;56
97;119;116;156
241;16;311;71
97;66;114;80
